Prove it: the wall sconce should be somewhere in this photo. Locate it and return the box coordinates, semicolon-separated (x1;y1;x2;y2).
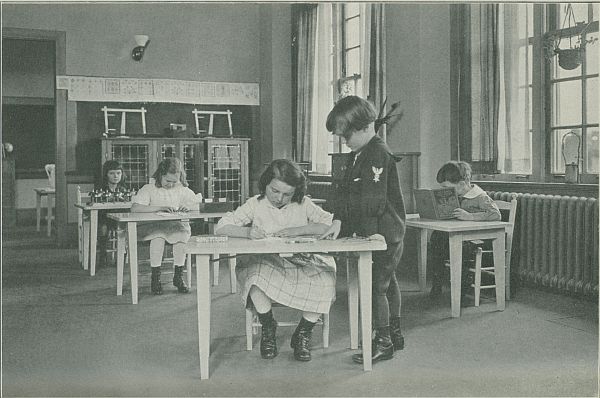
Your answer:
132;35;150;62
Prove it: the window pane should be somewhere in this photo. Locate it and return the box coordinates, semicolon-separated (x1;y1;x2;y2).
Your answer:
345;17;360;48
345;48;360;76
558;3;589;24
552;128;582;173
586;128;599;173
552;79;582;126
585;36;598;75
344;3;360;18
587;77;598;124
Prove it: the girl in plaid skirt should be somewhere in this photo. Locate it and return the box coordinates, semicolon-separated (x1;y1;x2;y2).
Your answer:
216;159;337;362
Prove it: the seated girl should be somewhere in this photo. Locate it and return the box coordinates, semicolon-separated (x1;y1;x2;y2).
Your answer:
131;157;201;295
215;159;338;362
97;160;126;267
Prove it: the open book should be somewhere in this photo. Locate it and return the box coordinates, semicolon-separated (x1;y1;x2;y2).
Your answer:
413;188;460;219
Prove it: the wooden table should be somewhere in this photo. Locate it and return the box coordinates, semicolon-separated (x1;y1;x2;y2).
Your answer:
74;202;132;276
406;217;509;317
107;211;229;304
185;236;387;379
33;187;55;237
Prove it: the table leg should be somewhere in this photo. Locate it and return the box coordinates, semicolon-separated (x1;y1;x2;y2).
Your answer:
492;232;506;311
196;254;211;379
448;234;463;318
82;215;91;271
229;255;237;294
212;254;220;286
89;210;98;276
357;251;373;372
46;194;53;237
36;193;41;232
418;229;428;292
116;227;126;296
346;256;359;350
127;222;138;305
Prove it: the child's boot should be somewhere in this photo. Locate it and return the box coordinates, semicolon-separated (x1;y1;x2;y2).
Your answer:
352;326;394;364
173;266;189;293
151;267;163;295
290;317;315;361
390;316;405;351
258;310;278;359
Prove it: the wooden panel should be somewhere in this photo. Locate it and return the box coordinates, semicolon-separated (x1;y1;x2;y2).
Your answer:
2;159;16;227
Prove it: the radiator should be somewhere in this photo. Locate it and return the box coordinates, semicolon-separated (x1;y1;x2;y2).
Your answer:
488;191;598;298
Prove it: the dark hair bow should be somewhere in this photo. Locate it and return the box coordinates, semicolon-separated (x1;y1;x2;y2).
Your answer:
374;98;403;134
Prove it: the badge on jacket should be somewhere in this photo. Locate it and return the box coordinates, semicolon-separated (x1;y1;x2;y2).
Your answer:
372;166;383;182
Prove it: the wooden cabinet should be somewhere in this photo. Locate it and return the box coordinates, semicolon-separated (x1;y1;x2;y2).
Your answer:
101;137;249;207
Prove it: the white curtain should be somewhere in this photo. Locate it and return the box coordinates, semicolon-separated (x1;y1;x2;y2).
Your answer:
497;3;532;173
310;3;334;174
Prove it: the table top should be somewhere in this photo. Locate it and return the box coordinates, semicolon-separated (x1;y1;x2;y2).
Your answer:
74;202;132;210
406;217;509;232
107;210;228;222
34;187;55;194
185;236;387;255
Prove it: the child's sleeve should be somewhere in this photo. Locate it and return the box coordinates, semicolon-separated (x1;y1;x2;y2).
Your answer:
470;195;501;221
132;184;152;206
180;187;201;209
216;198;256;229
305;199;333;226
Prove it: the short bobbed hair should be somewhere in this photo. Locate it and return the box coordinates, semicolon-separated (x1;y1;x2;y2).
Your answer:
152;157;188;188
258;159;306;204
326;95;377;139
436;161;472;184
102;160;125;186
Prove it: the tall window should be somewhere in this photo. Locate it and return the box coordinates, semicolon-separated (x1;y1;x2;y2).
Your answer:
464;3;598;183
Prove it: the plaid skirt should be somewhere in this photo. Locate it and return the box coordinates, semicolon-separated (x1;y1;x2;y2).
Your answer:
237;253;336;314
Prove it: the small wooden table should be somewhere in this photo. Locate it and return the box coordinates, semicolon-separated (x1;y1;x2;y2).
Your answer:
185;236;387;379
406;217;509;317
33;187;55;237
107;211;229;304
74;202;132;276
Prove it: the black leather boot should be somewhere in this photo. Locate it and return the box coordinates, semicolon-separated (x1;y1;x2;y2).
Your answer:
151;267;163;295
290;317;315;362
352;327;394;364
390;316;404;351
258;310;278;359
173;266;189;293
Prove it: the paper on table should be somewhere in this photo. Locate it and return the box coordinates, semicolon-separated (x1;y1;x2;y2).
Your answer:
156;211;189;217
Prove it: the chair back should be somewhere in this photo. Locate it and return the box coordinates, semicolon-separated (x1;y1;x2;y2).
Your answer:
494;195;518;254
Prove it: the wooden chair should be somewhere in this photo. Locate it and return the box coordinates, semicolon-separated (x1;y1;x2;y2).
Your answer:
466;196;518;306
245;306;329;351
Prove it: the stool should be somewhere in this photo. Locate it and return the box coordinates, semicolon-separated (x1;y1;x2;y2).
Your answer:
34;187;55;237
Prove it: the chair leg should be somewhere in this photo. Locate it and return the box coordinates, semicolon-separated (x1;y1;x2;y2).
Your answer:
245;308;254;351
474;248;483;307
322;313;330;348
229;255;237;293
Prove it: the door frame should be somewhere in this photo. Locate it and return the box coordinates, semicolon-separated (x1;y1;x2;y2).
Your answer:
3;27;68;246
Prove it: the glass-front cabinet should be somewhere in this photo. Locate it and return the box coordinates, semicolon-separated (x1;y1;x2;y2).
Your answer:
101;137;249;207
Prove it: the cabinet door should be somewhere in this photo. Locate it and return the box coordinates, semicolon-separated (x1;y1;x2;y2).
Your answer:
103;140;151;190
205;140;247;208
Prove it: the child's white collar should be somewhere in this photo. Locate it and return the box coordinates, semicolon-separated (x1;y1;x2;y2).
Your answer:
461;184;485;199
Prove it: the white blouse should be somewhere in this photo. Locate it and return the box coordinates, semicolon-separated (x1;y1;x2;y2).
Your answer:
217;195;333;234
133;183;200;209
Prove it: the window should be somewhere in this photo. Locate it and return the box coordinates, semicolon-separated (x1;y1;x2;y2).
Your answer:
464;3;598;183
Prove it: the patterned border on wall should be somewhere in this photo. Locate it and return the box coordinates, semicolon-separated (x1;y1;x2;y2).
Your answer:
56;76;260;105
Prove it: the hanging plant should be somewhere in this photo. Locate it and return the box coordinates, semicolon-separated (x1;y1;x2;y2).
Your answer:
544;4;598;70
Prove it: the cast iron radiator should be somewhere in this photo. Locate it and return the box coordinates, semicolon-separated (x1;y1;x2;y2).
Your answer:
488;191;598;298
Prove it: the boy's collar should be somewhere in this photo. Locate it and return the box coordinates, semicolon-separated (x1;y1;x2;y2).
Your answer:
461;184;485;199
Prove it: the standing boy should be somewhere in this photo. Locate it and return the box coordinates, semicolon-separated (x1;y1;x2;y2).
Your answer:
321;95;406;364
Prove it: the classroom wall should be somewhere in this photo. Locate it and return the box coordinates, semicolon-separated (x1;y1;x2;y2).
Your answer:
385;4;451;188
